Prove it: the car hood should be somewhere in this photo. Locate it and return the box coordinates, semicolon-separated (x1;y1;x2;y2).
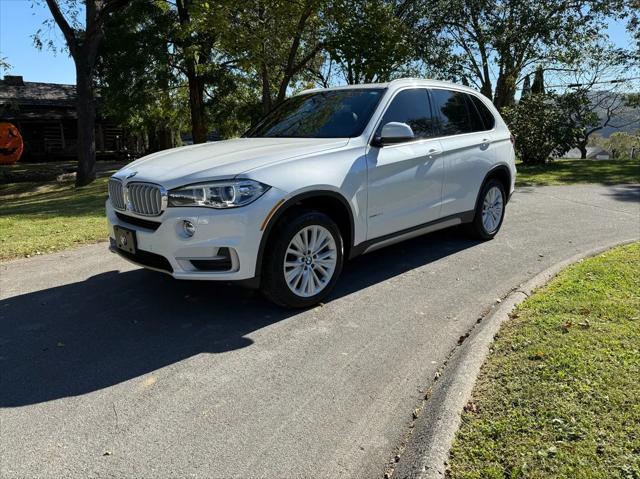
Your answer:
114;137;349;189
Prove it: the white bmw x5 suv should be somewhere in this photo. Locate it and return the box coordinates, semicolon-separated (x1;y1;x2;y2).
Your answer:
107;78;516;308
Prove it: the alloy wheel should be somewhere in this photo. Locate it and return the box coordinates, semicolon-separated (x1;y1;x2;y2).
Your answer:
283;225;338;298
481;186;504;234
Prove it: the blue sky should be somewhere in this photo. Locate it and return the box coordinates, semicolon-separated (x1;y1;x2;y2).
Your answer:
0;0;635;86
1;0;76;83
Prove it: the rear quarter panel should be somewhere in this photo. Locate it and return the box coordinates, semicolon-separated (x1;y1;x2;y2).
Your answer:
439;132;497;217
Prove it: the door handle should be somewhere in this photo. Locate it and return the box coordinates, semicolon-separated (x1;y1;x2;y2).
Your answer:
427;148;442;158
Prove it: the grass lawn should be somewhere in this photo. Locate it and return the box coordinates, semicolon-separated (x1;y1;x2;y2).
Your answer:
0;158;637;260
516;159;640;186
0;177;109;260
448;242;640;479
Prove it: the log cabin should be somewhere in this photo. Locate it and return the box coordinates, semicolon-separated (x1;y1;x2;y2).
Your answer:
0;75;132;162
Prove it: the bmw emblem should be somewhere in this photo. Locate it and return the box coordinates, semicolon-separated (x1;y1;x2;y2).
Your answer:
125;171;138;180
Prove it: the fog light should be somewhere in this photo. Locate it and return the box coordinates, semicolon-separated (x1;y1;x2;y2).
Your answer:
182;220;196;237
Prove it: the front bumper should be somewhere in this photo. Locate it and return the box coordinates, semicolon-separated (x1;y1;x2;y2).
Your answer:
106;186;287;282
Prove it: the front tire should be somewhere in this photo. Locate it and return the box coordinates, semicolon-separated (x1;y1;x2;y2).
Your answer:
261;210;344;308
468;179;506;240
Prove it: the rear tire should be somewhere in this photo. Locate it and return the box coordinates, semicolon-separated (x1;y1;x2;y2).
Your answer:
467;178;506;240
261;209;344;308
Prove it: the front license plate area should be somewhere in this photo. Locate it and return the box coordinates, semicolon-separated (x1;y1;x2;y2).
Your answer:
114;226;136;254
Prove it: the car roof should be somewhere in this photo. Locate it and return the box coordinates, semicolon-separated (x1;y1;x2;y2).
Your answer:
298;78;482;96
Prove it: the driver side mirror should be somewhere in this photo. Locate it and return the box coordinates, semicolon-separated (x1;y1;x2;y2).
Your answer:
372;122;415;147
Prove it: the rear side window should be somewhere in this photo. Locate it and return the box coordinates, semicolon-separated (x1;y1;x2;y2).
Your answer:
469;94;496;130
431;89;472;135
376;88;437;140
464;94;486;132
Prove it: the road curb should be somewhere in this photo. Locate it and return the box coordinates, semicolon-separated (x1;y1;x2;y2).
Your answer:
392;238;639;479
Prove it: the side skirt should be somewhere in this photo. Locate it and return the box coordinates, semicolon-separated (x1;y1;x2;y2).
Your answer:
349;211;475;259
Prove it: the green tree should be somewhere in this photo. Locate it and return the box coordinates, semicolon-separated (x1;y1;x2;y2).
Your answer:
519;74;531;100
625;0;640;57
98;1;184;152
554;44;639;158
206;80;262;138
40;0;130;186
98;0;247;145
173;0;234;143
224;0;327;115
324;0;455;85
326;0;408;84
558;90;640;159
0;57;10;74
429;0;622;108
603;131;640;159
530;66;545;95
325;1;408;83
557;91;600;159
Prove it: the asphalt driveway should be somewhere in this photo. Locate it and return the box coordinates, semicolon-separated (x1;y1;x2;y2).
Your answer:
0;184;638;478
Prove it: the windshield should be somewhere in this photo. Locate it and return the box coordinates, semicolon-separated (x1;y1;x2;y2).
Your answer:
246;89;385;138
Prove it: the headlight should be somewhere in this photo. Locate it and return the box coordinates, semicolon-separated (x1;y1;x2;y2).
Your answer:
168;179;270;209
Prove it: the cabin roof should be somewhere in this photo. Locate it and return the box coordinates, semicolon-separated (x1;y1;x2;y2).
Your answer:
0;76;76;107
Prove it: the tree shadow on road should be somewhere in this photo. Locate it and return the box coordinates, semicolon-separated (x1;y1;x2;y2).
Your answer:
603;184;640;203
0;227;479;408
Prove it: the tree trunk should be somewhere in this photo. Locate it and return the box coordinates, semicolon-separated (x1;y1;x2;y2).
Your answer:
158;126;174;150
176;0;208;144
480;82;493;100
276;75;292;106
493;73;517;110
261;61;272;115
46;0;131;185
479;56;492;100
186;64;207;143
147;127;159;153
75;62;97;187
578;143;587;159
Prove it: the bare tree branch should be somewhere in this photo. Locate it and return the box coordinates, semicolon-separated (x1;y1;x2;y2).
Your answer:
44;0;78;53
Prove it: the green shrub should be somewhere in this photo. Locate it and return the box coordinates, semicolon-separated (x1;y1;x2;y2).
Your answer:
502;94;577;164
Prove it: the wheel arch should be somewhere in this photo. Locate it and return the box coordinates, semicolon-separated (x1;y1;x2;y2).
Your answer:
254;190;356;280
475;164;512;210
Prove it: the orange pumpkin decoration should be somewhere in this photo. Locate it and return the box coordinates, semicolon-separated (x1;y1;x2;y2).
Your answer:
0;122;24;165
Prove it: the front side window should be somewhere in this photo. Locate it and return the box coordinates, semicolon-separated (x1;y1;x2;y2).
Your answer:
375;88;436;140
246;89;384;138
431;89;473;136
